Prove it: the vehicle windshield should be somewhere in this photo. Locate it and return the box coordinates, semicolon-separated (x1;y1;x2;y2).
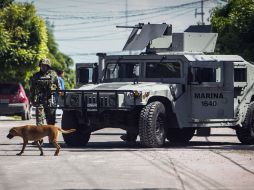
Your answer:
105;62;140;80
104;60;181;81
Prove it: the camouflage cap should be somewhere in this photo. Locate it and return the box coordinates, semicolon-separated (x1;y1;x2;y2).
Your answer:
39;58;51;67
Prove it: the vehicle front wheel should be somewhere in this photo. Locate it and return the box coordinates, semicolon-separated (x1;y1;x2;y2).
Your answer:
236;102;254;144
62;110;91;146
166;128;195;143
139;101;166;148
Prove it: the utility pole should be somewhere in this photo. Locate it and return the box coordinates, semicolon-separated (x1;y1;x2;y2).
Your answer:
195;0;205;25
125;0;128;30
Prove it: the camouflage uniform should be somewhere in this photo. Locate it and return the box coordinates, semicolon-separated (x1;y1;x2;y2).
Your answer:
30;59;60;126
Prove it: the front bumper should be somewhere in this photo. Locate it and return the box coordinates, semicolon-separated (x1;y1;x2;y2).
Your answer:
52;90;140;111
0;103;27;115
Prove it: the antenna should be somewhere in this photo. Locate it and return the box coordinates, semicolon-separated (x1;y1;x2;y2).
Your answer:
125;0;128;28
195;0;205;25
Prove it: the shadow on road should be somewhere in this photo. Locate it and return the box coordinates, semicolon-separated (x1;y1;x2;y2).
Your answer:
1;139;254;156
51;140;254;152
62;189;176;190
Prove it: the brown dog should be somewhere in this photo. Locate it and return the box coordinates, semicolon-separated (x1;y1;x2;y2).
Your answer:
6;125;76;156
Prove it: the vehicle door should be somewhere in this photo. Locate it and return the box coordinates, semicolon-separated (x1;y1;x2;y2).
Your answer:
189;61;234;119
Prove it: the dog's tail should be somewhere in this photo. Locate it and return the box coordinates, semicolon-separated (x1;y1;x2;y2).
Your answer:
58;128;76;134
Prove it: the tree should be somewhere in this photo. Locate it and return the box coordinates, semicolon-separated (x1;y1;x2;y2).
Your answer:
46;22;75;89
0;2;75;91
0;2;48;90
211;0;254;61
0;0;13;8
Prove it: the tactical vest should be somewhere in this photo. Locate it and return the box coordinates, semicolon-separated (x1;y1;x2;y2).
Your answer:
31;71;58;106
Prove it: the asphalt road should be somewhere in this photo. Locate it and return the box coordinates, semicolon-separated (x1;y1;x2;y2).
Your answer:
0;117;254;190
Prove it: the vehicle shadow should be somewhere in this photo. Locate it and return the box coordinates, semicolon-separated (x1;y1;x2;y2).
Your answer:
62;189;175;190
1;142;253;158
1;139;253;155
46;139;254;152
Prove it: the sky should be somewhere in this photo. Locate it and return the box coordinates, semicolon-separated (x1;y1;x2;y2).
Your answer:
16;0;226;64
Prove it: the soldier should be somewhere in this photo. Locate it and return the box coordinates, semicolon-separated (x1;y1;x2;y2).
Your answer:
30;58;60;128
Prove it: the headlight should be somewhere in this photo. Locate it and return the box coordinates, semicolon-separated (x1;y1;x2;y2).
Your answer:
127;91;142;98
59;92;65;97
70;94;80;107
142;92;150;99
133;90;142;97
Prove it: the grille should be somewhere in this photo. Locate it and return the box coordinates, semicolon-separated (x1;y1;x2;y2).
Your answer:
84;94;114;108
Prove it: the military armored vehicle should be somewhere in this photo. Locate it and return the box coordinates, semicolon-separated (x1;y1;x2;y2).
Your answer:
56;23;254;147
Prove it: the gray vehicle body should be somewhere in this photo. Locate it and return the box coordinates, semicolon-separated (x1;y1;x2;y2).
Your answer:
59;53;254;129
57;23;254;146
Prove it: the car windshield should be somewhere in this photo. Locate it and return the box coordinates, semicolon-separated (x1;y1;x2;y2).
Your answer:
105;62;140;80
145;62;181;78
0;84;19;95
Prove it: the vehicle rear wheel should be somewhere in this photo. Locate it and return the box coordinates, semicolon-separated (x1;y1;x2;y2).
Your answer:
236;102;254;144
21;110;29;120
62;110;91;146
139;101;166;148
166;128;195;143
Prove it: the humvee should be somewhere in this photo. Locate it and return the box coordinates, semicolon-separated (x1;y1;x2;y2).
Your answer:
56;23;254;147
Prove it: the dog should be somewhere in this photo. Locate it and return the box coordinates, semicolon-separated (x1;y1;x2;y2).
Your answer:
7;125;76;156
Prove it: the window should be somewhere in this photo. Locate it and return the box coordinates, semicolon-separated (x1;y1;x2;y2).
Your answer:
145;62;181;78
105;62;140;79
191;67;222;83
0;84;19;95
78;68;90;83
234;68;247;82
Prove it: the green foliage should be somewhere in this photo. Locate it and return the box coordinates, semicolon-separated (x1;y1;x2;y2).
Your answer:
211;0;254;61
0;0;14;8
46;22;75;89
0;2;75;92
0;2;48;90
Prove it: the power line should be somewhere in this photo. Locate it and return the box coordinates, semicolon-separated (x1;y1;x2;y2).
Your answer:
53;5;202;33
46;0;207;28
56;6;197;42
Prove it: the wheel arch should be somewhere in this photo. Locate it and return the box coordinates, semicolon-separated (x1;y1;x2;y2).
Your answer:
147;96;179;128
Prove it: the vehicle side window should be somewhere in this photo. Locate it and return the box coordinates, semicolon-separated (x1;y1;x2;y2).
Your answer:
78;68;90;84
191;67;221;83
0;84;19;95
234;68;247;82
146;62;180;78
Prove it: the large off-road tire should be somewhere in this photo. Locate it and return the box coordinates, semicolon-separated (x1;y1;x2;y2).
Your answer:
62;110;91;146
236;102;254;145
166;128;195;143
139;101;166;148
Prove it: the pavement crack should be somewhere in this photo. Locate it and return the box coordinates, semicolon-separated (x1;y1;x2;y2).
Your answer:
211;150;254;175
168;156;186;190
205;137;254;176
